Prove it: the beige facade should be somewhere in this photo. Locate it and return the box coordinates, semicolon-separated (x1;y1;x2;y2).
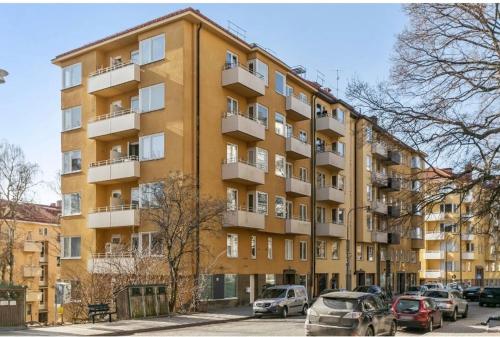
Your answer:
53;8;425;303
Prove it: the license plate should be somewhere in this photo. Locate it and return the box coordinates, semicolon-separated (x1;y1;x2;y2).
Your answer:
399;315;413;320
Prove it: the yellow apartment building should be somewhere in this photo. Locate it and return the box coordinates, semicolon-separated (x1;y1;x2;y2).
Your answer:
1;202;61;324
52;7;425;305
420;169;500;286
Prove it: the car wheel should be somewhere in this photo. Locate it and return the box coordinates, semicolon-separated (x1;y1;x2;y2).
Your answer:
254;314;262;319
301;304;308;315
389;320;397;336
438;315;443;328
427;318;433;332
462;305;468;318
451;308;457;322
365;326;374;336
281;306;288;319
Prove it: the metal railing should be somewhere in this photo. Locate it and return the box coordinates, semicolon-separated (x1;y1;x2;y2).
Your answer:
90;203;139;213
222;158;264;169
223;62;264;80
287;175;310;183
317;218;345;225
89;155;139;168
226;205;263;214
288;93;310;105
315;110;343;123
222;111;265;125
287;134;309;144
316;184;345;191
315;146;344;157
90;61;135;77
89;108;138;122
287;215;310;222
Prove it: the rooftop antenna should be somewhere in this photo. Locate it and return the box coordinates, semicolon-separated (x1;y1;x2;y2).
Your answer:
316;70;325;86
0;69;8;84
227;20;247;41
291;65;307;78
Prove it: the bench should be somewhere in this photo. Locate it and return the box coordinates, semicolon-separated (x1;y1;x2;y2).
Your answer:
88;303;115;323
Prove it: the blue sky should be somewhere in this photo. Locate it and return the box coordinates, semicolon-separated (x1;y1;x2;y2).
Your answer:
0;3;407;204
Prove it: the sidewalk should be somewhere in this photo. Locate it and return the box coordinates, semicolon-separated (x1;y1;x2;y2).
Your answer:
1;306;253;336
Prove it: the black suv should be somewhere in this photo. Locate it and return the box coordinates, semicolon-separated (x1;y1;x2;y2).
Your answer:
479;287;500;307
353;285;391;303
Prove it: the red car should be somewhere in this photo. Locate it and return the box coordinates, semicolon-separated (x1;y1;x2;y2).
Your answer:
392;296;443;332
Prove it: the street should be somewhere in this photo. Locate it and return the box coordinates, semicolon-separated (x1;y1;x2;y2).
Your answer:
136;302;500;336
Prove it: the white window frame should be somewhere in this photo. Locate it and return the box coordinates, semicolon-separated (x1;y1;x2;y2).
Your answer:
248;58;268;85
299;241;307;261
226;233;238;258
275;71;286;95
332;241;339;260
62;106;82;131
316;240;326;259
139;133;165;161
267;237;273;259
275;112;286;136
61;236;81;259
62;150;81;174
62;63;81;89
275;154;286;177
257;191;268;215
250;235;256;259
275;196;286;218
139;181;164;208
139;33;165;65
285;239;293;261
62;192;81;216
139;83;165;113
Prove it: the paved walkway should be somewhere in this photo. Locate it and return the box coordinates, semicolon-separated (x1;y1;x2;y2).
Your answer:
0;306;253;336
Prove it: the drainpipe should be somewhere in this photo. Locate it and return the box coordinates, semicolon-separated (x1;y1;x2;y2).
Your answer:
311;95;317;298
353;117;359;289
194;22;202;310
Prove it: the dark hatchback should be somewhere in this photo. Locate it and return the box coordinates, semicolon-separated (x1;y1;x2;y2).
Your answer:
305;292;396;336
353;285;391;303
463;287;481;301
479;287;500;307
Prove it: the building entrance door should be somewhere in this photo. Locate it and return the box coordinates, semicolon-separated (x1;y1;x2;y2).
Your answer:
213;274;224;299
397;273;406;294
475;266;484;287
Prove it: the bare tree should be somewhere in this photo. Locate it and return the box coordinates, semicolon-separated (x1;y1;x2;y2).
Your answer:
141;173;226;312
347;4;500;234
0;141;39;283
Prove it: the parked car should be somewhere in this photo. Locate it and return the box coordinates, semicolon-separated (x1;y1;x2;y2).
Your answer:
404;285;428;296
446;283;464;294
253;285;308;318
353;285;390;303
423;282;445;290
305;292;397;336
392;296;443;332
319;288;346;296
463;286;482;301
423;289;468;321
479;287;500;307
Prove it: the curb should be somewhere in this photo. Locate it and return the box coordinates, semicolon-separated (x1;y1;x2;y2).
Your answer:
97;315;253;336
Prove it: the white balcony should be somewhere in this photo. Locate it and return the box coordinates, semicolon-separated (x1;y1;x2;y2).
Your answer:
221;63;265;97
425;251;445;259
285;218;311;235
23;266;42;278
425;270;443;279
462;252;475;260
372;231;388;243
88;109;140;141
286;137;311;159
88;253;136;274
372;143;388;158
88;156;140;184
224;209;265;230
371;172;388;187
286;177;311;197
26;290;43;302
88;62;140;97
24;241;42;252
316;150;345;170
371;200;388;215
461;233;475;241
425;212;456;221
425;231;445;240
316;222;345;238
285;95;311;121
88;205;139;229
221;112;265;142
316;186;345;204
222;160;265;185
316;113;346;137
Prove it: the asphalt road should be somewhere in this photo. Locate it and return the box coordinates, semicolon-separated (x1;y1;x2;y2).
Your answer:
136;302;500;336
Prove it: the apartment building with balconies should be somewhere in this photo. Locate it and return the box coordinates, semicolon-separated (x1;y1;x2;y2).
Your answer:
420;168;500;286
2;202;61;324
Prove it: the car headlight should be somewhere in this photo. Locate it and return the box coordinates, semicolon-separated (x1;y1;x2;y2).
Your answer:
270;302;278;307
307;308;319;323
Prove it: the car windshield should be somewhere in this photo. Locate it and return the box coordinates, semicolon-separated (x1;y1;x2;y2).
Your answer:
466;287;479;291
407;286;420;292
321;297;358;311
354;286;375;293
261;288;287;299
424;291;449;298
425;284;439;289
484;288;500;295
396;299;420;313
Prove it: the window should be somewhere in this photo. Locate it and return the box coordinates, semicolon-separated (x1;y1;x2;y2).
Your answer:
299;130;307;143
299;241;307;261
365;126;373;142
139;34;165;64
226;234;238;258
257;192;268;215
250;236;256;259
131;50;139;64
139;83;165;112
275;154;286;177
334;108;345;123
249;103;269;127
316;207;326;223
266;274;275;285
299;167;308;181
332;241;339;259
285;239;293;260
367;213;373;231
62;193;80;216
332;208;344;224
275;196;286;218
62;106;81;131
248;59;268;85
367;246;374;261
465;242;475;252
62;63;81;89
286;85;293;97
130;96;139;112
367;185;373;202
333;142;345;157
316;172;326;187
61;236;81;258
224;274;237;298
275;71;286;95
275;113;286;136
62;150;81;174
267;237;273;259
227;188;237;211
139;133;164;161
299;204;307;221
140;182;164;208
226;143;238;163
225;51;238;67
226;97;239;114
366;155;372;172
356;244;363;260
333;175;345;190
316;240;326;259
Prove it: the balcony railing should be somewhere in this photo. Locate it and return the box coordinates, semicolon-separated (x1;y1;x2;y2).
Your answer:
285;216;311;235
371;172;388;186
88;204;140;229
372;142;388;158
371;200;388;215
316;111;346;137
372;231;388;243
24;241;42;252
425;270;443;279
221;111;265;141
316;221;346;238
316;148;345;170
221;63;265;97
316;185;345;204
224;206;265;230
88;156;140;184
286;136;311;159
386;151;401;165
286;94;311;121
425;250;445;259
285;176;311;197
222;159;265;185
425;231;445;240
88;108;140;140
23;265;42;278
88;61;140;96
462;251;475;260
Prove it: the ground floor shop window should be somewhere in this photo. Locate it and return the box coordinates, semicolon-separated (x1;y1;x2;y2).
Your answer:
200;274;238;300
